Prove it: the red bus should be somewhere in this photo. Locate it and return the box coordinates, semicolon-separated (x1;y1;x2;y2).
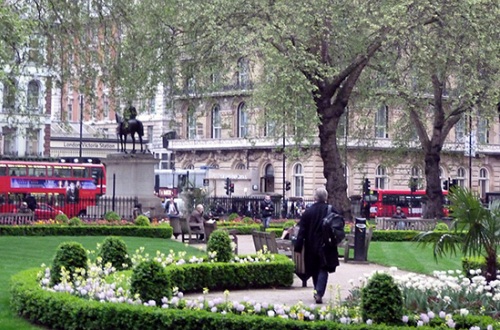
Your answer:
364;189;449;218
0;160;106;219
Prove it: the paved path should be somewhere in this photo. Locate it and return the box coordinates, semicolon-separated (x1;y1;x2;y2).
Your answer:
179;235;416;306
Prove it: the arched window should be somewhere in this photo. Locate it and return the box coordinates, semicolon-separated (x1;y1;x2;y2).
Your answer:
375;165;388;189
479;168;489;199
237;58;249;88
235;163;246;170
237;102;248;138
27;80;40;112
211;104;221;138
261;164;274;193
457;167;466;187
293;163;304;197
185;164;195;170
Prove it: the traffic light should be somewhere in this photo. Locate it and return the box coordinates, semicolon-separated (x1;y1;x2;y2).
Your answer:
224;177;230;195
230;183;235;193
442;180;449;191
363;178;371;195
285;181;291;191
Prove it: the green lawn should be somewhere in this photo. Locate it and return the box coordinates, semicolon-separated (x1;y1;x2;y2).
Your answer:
0;236;204;330
0;237;464;329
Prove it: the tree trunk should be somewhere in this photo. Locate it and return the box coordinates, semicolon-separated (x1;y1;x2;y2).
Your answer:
485;251;498;283
316;98;352;221
423;148;445;219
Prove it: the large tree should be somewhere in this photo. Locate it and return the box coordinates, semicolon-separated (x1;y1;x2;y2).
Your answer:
374;0;500;218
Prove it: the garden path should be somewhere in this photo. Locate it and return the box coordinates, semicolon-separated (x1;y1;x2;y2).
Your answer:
177;235;420;306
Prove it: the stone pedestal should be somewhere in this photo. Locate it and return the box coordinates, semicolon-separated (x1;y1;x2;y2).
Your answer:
103;153;163;219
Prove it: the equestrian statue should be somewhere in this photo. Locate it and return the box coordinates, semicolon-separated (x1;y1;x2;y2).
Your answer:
116;106;144;154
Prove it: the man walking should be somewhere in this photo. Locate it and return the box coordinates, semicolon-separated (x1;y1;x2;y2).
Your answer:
294;187;340;304
260;195;274;229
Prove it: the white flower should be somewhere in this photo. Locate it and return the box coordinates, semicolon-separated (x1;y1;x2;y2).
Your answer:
459;308;469;316
267;310;275;317
417;320;423;327
402;315;409;323
366;319;373;325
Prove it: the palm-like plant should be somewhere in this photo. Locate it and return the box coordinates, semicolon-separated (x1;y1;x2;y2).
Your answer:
417;187;500;282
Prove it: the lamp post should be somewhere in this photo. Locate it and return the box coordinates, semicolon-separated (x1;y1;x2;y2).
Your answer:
79;94;84;158
282;126;286;218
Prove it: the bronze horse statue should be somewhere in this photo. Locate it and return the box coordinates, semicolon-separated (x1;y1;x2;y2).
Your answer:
116;106;144;153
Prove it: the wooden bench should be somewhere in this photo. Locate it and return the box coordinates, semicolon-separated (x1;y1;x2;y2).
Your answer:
179;217;205;244
341;227;373;263
0;213;35;225
168;217;182;239
376;217;451;231
251;231;292;256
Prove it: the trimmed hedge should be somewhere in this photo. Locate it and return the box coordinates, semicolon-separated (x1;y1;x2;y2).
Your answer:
11;268;454;330
0;225;172;238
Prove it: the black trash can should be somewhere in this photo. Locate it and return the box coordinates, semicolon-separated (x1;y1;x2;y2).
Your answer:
354;217;367;261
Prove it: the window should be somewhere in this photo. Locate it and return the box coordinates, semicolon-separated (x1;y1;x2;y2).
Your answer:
27;80;40;112
455;116;466;143
375;165;388;189
457;167;466;187
375;105;388;138
477;118;489;144
211;104;221;138
479;168;489;199
27;36;43;63
103;95;109;119
187;108;196;139
148;97;156;114
235;163;246;170
411;166;422;189
237;58;249;88
337;109;348;138
261;164;274;193
293;163;304;197
25;128;40;155
147;126;154;142
265;118;276;137
2;127;17;155
67;101;73;121
2;79;16;112
237;102;248;138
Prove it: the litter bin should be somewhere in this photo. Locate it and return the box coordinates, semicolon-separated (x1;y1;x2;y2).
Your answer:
354;217;367;261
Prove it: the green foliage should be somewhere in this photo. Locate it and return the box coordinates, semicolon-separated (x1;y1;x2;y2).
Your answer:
68;217;83;226
130;260;171;304
104;211;121;222
55;213;69;224
434;222;449;231
361;272;403;325
206;230;233;262
134;215;150;226
227;213;239;222
98;236;131;271
0;225;172;238
282;220;297;228
241;216;254;224
50;242;88;285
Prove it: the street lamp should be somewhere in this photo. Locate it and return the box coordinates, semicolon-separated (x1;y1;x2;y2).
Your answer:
282;124;286;217
79;94;84;158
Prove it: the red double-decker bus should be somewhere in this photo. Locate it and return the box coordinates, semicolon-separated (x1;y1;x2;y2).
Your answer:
364;189;449;218
0;159;106;219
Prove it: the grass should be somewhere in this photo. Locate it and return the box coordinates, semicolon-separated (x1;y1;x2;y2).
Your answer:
0;237;465;329
0;236;204;330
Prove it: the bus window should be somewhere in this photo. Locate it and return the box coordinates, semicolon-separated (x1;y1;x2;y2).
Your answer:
0;165;6;176
92;167;104;184
9;166;27;176
28;165;47;177
53;166;71;177
73;167;89;178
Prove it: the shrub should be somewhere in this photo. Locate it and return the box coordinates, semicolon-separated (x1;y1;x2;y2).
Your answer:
68;217;83;226
361;272;403;325
434;222;449;231
227;213;239;222
98;236;131;270
134;215;150;226
104;211;121;222
55;213;69;224
50;242;88;285
242;216;254;224
283;220;297;228
206;229;233;262
130;260;171;304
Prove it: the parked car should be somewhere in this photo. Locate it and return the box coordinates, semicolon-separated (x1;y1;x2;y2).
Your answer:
34;203;64;220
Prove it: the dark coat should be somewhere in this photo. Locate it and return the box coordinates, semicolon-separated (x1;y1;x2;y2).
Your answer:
294;201;340;275
260;200;274;218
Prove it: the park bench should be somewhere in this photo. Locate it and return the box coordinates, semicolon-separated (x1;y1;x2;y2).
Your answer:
168;217;182;239
179;217;205;244
0;213;35;225
341;227;373;263
251;231;293;257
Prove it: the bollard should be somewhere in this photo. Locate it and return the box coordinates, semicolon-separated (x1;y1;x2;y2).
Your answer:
354;217;367;261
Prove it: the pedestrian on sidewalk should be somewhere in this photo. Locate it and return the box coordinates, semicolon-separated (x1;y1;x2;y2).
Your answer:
260;195;274;229
294;187;340;304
